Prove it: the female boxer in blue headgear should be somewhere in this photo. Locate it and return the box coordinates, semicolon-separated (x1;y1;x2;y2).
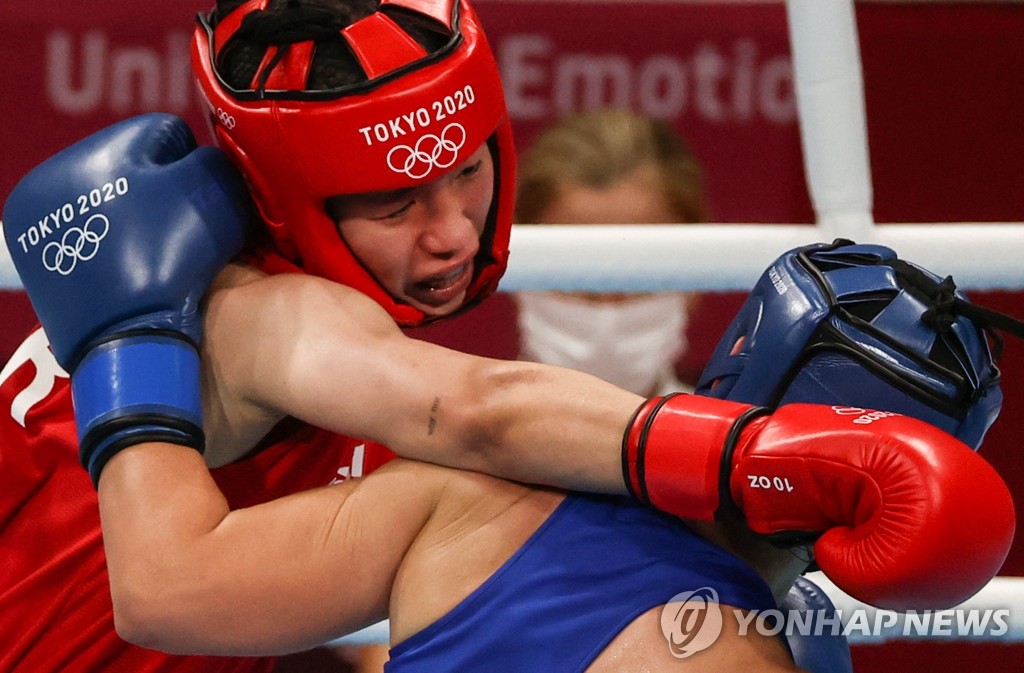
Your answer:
695;239;1023;673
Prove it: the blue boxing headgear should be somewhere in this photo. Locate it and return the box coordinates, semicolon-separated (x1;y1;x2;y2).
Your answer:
696;240;1011;450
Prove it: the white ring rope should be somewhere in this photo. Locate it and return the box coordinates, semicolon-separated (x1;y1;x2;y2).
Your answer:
500;223;1024;293
0;226;18;289
328;575;1024;647
786;0;873;236
4;221;1024;292
807;574;1024;644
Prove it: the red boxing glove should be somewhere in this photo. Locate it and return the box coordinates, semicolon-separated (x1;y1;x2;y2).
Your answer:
623;394;1015;611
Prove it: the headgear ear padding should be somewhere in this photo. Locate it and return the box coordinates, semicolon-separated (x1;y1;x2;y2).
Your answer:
191;0;514;326
696;240;1006;450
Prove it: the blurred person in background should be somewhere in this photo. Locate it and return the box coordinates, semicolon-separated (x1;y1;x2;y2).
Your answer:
513;107;710;396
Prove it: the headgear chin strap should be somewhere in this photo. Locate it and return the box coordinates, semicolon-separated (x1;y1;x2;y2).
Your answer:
191;0;514;326
697;239;1024;450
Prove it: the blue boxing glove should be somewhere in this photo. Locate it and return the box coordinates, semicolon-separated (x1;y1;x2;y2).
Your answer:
3;113;250;485
781;577;853;673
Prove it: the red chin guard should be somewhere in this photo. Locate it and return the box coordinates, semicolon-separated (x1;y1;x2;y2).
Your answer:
191;0;514;326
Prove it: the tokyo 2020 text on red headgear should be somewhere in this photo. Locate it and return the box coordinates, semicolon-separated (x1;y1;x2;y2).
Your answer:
191;0;514;326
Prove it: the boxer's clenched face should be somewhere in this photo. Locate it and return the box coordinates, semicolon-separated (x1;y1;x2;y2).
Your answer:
327;142;494;318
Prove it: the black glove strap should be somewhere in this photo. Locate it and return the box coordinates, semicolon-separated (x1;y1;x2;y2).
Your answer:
714;405;771;521
621;394;678;504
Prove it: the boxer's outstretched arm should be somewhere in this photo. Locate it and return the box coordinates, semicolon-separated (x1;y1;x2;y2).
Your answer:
201;268;643;494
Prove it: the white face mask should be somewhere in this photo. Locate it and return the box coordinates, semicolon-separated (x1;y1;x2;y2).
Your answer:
516;292;689;396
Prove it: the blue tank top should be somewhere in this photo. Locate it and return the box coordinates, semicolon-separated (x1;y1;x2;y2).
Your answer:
386;494;777;672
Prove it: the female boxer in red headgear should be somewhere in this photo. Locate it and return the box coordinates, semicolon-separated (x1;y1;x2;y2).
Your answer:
193;0;514;325
1;0;1014;670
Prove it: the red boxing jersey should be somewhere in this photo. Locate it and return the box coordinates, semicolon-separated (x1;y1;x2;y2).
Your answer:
0;328;395;672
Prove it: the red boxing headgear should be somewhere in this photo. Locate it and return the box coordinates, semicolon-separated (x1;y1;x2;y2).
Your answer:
191;0;514;325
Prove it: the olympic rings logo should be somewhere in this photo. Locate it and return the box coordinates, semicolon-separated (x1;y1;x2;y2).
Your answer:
386;123;466;180
216;107;236;130
41;213;109;275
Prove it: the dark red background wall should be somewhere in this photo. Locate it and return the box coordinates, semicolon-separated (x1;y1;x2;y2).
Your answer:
2;2;1022;669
